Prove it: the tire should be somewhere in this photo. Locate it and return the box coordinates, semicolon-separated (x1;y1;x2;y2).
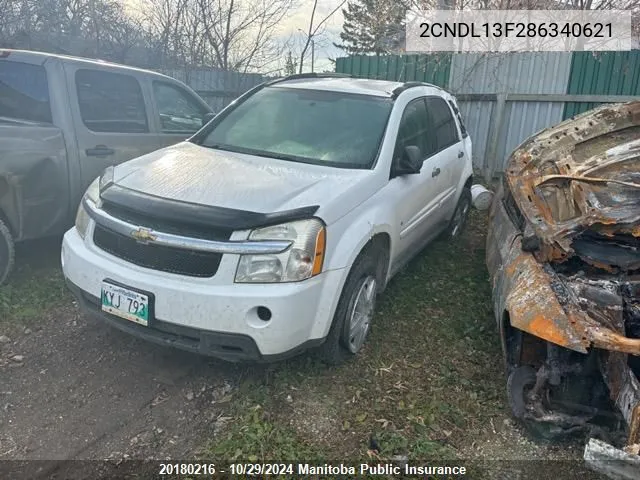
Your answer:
0;218;15;286
318;250;380;366
507;365;561;440
507;365;537;419
444;188;471;240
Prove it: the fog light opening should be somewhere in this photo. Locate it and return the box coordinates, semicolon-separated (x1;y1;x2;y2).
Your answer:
257;306;272;322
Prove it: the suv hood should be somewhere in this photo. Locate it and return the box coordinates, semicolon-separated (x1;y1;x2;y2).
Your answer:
112;142;375;225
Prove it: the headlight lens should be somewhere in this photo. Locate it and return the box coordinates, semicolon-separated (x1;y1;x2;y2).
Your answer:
235;219;326;283
75;177;100;239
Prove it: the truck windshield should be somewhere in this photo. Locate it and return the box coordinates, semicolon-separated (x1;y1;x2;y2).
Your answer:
198;86;393;169
0;60;52;123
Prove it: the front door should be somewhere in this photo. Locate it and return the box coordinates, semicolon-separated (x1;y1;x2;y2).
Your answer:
63;64;162;194
390;98;449;260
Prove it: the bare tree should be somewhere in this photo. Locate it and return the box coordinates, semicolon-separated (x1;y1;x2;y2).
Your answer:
298;0;347;73
197;0;295;73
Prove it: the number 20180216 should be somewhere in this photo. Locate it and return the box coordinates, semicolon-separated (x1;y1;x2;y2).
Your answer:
158;463;216;475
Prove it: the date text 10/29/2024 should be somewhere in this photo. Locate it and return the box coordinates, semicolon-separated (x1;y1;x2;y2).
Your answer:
158;463;468;476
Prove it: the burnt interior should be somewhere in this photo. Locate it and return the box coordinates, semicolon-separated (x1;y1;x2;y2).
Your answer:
552;256;640;379
572;230;640;272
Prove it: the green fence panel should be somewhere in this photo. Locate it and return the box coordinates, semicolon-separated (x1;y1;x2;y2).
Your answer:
334;54;452;86
564;51;640;119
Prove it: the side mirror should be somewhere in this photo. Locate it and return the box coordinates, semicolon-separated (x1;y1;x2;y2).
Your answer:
394;145;423;176
203;112;216;124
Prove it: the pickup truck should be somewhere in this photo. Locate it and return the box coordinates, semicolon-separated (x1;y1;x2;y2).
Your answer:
0;49;214;283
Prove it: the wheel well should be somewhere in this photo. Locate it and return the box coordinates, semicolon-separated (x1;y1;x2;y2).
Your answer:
359;233;391;292
0;208;14;237
502;311;546;369
464;175;473;190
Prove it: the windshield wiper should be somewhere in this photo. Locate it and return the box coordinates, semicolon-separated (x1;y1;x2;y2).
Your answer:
200;143;307;163
200;143;238;153
199;143;369;169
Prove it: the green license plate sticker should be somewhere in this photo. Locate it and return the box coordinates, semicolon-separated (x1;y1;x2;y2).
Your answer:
101;281;149;326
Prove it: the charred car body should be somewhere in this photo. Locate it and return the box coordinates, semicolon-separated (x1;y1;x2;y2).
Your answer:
486;102;640;475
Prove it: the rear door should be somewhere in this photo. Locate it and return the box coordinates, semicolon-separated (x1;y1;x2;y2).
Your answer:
424;96;465;218
64;64;161;191
0;57;70;239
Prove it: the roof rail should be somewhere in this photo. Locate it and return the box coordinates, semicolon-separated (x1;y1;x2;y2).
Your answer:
267;72;355;86
391;81;441;98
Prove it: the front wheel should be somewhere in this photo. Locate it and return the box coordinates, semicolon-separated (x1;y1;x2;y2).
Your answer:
0;219;15;285
318;252;379;365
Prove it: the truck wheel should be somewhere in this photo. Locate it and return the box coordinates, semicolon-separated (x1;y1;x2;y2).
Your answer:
445;188;471;240
318;251;379;366
0;219;15;285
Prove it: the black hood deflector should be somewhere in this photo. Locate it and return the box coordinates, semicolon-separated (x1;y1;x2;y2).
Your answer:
100;184;320;231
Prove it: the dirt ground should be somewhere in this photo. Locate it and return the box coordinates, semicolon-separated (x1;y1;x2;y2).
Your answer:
0;216;608;479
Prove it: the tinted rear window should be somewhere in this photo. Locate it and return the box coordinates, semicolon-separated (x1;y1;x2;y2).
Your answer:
75;69;148;133
0;60;52;123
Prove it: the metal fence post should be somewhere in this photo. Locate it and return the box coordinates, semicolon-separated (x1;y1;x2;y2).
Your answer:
484;93;507;183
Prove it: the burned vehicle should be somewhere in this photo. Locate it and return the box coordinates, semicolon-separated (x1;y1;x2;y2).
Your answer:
486;101;640;477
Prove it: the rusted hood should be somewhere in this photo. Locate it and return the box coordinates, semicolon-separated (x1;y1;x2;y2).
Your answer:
506;101;640;271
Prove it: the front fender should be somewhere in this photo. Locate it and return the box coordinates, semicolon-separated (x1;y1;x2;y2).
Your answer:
311;207;394;340
325;205;394;274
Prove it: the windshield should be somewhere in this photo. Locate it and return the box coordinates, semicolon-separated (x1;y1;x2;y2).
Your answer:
198;86;393;169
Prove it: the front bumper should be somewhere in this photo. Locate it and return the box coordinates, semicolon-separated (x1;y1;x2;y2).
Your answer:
61;227;346;360
65;279;321;362
584;438;640;480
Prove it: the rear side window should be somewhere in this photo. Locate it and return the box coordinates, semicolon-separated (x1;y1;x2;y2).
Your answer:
425;97;459;151
75;69;148;133
0;61;52;123
448;99;468;138
153;81;208;133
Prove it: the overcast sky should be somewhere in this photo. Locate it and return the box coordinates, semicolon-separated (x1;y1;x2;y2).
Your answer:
125;0;348;72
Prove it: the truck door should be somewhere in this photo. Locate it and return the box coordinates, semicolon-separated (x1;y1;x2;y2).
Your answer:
63;64;161;192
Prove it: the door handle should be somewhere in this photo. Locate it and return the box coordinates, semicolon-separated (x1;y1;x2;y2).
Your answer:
458;151;464;158
86;145;115;157
432;167;441;178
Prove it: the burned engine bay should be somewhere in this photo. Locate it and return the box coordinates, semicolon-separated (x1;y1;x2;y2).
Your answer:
498;102;640;460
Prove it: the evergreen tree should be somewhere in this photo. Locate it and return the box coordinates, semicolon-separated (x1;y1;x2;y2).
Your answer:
284;50;298;75
334;0;407;55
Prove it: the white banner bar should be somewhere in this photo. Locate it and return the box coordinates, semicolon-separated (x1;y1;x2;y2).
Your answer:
405;10;632;52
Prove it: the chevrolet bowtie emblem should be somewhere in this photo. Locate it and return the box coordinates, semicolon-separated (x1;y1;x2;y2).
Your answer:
130;228;157;243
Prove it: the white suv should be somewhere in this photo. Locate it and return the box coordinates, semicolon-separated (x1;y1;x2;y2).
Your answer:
61;74;473;364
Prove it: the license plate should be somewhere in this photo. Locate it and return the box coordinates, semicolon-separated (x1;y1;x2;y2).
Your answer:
101;281;149;326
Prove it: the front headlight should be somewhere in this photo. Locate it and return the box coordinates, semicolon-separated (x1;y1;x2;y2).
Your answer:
235;219;326;283
75;177;100;239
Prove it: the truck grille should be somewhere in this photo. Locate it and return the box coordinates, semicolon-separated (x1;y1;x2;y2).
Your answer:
93;225;223;278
